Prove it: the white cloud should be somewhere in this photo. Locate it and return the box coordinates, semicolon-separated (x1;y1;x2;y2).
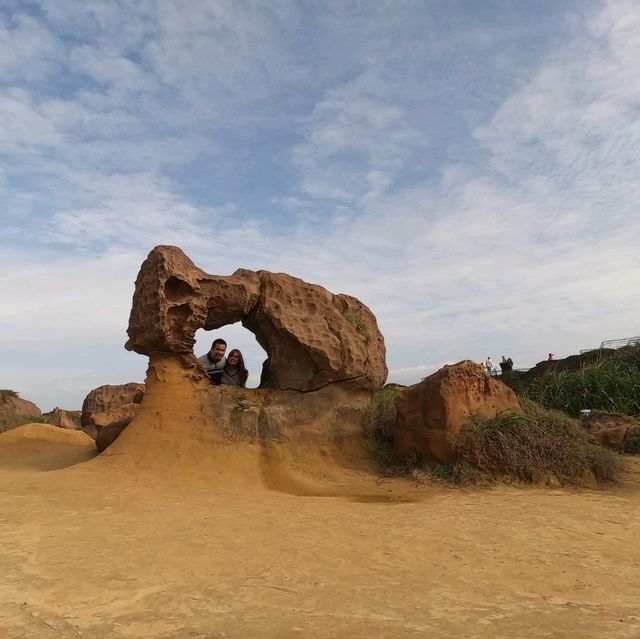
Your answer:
2;0;640;411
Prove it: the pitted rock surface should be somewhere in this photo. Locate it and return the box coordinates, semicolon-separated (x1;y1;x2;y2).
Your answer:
47;408;78;430
81;383;145;439
125;246;387;392
393;360;523;463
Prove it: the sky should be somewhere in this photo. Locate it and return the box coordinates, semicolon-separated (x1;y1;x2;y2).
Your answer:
1;0;639;411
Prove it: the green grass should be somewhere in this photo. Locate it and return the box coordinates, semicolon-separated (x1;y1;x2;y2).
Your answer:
344;313;369;337
453;400;621;485
364;388;399;444
518;344;640;416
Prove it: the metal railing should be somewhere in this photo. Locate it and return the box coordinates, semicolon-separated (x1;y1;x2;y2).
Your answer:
580;335;640;354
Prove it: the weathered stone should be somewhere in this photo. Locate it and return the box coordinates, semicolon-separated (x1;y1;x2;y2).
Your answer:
393;360;523;463
104;352;374;472
0;393;41;432
81;383;145;440
581;412;635;450
90;403;139;452
46;408;78;430
125;246;387;392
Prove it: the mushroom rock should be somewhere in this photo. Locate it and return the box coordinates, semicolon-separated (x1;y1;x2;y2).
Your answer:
393;360;523;464
100;245;388;469
125;246;387;392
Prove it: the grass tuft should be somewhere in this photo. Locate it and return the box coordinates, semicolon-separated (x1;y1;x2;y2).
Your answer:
453;400;622;485
344;313;369;337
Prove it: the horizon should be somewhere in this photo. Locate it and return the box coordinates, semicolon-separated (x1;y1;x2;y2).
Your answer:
2;1;640;411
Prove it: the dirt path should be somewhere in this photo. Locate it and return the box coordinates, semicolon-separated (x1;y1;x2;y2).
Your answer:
1;426;639;638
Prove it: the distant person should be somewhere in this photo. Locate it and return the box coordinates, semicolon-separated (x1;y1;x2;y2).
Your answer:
500;356;508;373
548;352;555;361
485;357;494;375
197;338;227;385
507;356;513;370
220;349;248;388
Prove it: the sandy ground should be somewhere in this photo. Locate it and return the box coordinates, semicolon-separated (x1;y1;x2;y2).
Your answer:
1;424;639;638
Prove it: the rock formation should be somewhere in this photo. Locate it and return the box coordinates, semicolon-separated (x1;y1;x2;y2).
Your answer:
103;352;373;476
580;412;636;451
393;360;523;463
46;408;78;430
94;245;387;464
81;383;145;441
0;392;41;432
125;246;387;392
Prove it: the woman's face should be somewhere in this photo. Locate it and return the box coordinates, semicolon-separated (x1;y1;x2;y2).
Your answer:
228;351;239;365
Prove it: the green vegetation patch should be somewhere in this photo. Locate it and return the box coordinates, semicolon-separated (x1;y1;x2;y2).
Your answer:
453;400;621;485
519;343;640;417
344;313;369;337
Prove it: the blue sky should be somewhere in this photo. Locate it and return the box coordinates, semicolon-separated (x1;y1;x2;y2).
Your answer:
1;0;639;410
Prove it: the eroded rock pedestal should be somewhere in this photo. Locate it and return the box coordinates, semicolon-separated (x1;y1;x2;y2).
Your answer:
104;353;374;477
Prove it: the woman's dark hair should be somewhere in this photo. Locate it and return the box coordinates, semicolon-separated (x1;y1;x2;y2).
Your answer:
226;349;249;385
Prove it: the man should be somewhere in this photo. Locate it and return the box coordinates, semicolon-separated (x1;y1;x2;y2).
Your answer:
485;357;495;376
197;338;227;385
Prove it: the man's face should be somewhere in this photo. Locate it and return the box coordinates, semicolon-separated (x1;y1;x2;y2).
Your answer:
210;342;227;361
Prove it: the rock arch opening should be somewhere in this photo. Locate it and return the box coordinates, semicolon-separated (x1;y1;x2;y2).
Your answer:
194;324;268;389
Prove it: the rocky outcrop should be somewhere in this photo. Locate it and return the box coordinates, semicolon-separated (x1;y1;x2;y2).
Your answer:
46;408;78;430
81;383;145;441
91;245;387;461
125;246;387;392
581;412;636;451
393;360;523;463
103;353;374;473
0;392;41;432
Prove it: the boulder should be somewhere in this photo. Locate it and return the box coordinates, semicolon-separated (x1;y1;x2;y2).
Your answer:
393;360;523;463
125;246;387;392
81;383;145;440
580;412;635;450
46;408;78;430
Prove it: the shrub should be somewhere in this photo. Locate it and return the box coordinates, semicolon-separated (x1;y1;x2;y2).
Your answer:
364;388;398;443
453;399;622;485
0;389;20;402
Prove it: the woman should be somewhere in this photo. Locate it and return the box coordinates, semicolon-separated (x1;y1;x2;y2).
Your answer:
220;348;248;388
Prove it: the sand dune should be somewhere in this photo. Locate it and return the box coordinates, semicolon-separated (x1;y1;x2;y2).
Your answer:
1;420;639;638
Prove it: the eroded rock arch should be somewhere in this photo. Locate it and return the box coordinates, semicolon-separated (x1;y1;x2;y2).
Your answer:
125;246;387;392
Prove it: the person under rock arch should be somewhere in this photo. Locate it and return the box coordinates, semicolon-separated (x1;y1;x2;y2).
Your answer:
220;349;248;388
198;338;227;385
